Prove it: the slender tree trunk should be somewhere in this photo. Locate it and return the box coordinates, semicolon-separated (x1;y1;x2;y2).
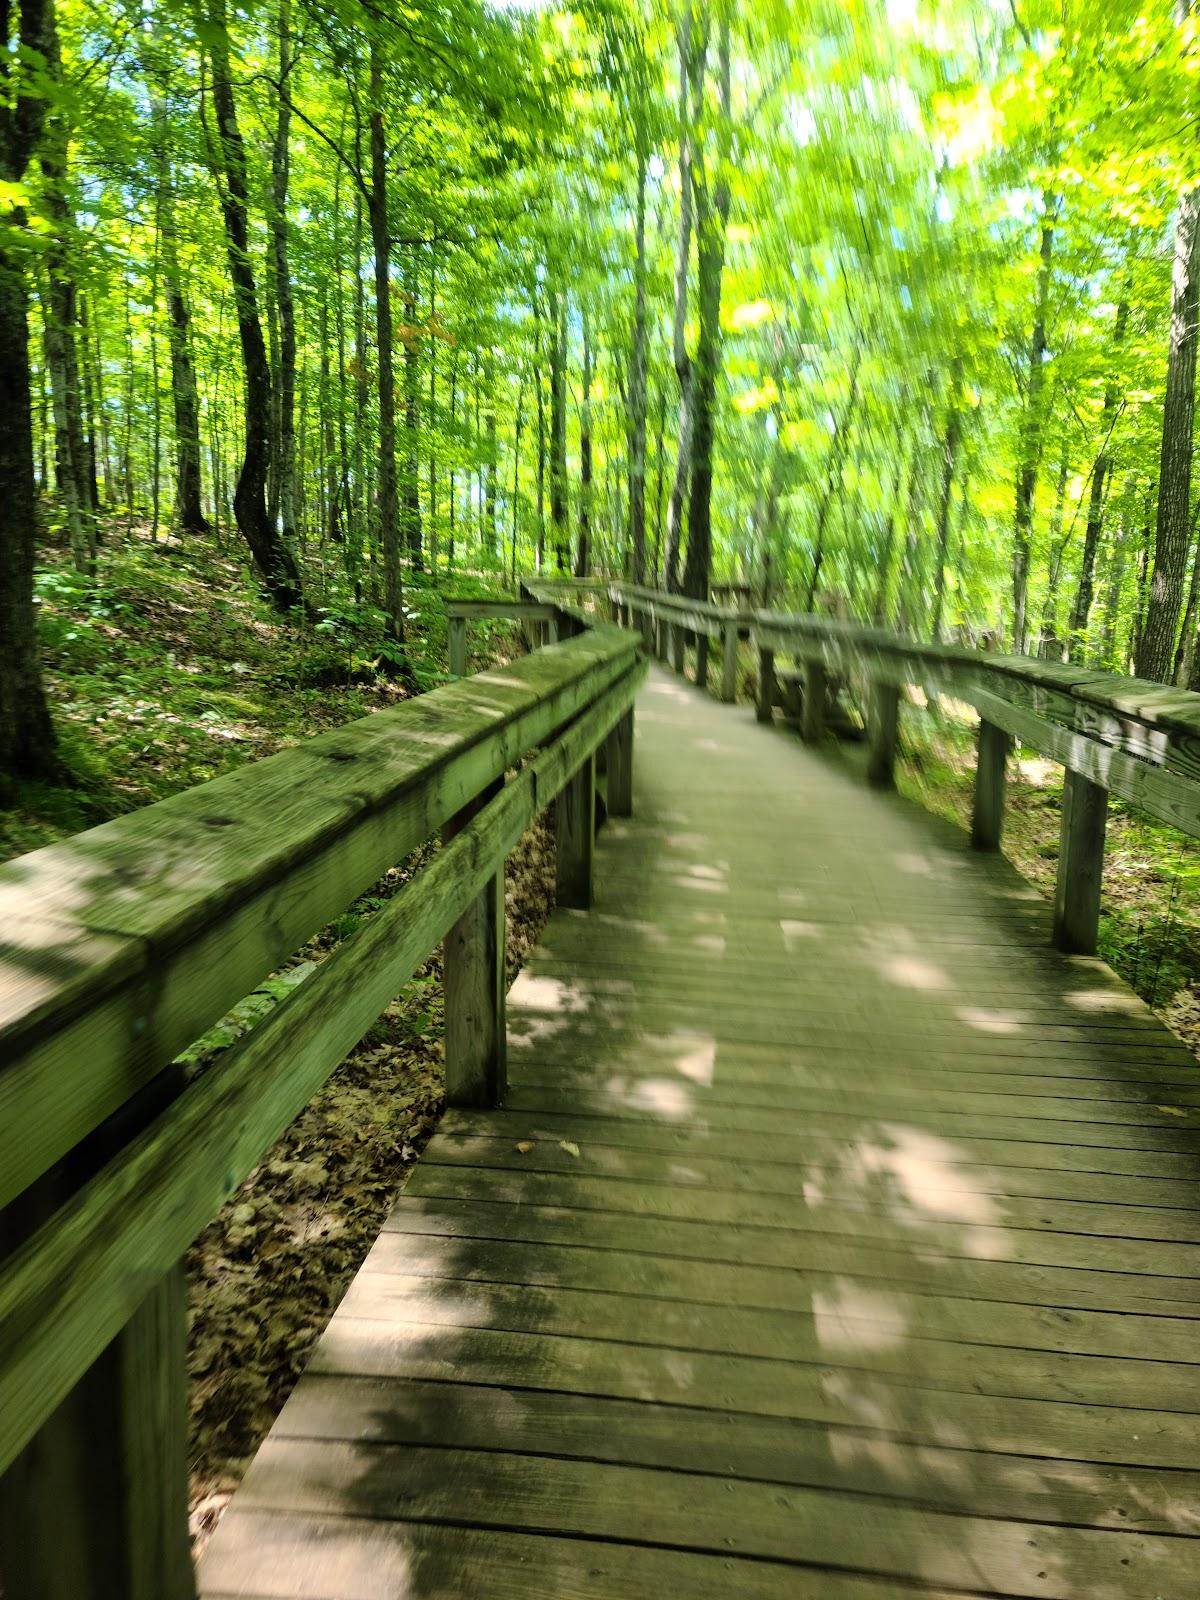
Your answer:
653;381;666;583
549;292;568;571
41;282;88;570
1068;299;1128;654
77;289;100;512
665;1;704;593
511;373;524;582
1037;447;1070;657
534;328;546;572
367;40;405;640
929;362;963;642
447;349;457;571
1140;182;1200;676
0;0;59;783
401;251;422;568
204;0;302;610
804;346;861;610
428;253;438;573
269;0;297;545
682;15;729;605
871;447;907;624
1173;502;1200;684
628;127;649;584
575;306;593;577
154;99;208;535
1012;200;1056;653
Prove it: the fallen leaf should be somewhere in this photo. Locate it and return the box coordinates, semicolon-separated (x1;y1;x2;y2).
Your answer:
1157;1105;1188;1117
560;1140;581;1158
515;1140;535;1154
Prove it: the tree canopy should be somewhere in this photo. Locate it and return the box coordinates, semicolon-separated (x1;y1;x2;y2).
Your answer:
6;0;1200;778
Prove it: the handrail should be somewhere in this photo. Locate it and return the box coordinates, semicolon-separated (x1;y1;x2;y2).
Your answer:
0;612;644;1590
606;580;1200;959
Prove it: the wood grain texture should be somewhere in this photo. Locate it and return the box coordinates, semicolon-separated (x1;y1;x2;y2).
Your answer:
199;663;1200;1599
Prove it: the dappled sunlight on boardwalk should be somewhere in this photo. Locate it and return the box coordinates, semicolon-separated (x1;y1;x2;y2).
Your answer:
200;663;1200;1600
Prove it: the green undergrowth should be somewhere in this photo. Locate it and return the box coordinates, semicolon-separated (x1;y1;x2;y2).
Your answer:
897;707;1200;1015
1;528;522;861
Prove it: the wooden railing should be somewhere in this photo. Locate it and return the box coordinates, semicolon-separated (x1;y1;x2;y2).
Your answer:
605;580;1200;960
0;609;644;1598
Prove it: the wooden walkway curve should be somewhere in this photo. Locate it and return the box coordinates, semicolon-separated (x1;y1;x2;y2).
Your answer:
200;662;1200;1600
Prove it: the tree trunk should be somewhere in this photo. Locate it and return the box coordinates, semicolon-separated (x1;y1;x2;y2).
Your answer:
549;292;568;571
368;40;404;638
1139;191;1200;679
929;363;963;642
270;0;297;545
575;306;593;577
428;253;437;573
1012;201;1056;653
204;0;302;611
39;34;93;573
628;132;649;584
871;447;907;624
1037;447;1070;657
534;330;546;572
155;106;208;536
804;346;862;611
681;15;729;605
0;0;59;783
401;252;422;568
664;1;705;594
1068;298;1127;654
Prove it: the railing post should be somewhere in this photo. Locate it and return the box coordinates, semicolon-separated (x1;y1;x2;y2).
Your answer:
695;632;710;690
671;624;685;674
448;615;467;677
1053;769;1108;955
756;646;776;723
0;1267;195;1600
720;621;738;702
556;753;596;909
971;719;1010;851
606;709;634;817
801;660;827;744
443;781;506;1105
866;680;901;787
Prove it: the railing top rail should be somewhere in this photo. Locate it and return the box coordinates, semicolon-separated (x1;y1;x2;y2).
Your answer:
0;625;638;1207
445;597;559;620
745;609;1200;740
608;581;1200;742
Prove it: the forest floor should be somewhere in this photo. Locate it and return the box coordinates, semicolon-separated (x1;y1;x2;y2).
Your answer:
0;529;556;1552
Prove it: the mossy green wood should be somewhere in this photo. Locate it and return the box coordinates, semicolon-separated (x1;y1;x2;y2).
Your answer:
0;629;639;1210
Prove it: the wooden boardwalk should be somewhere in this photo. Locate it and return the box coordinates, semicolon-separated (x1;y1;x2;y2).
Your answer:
200;664;1200;1600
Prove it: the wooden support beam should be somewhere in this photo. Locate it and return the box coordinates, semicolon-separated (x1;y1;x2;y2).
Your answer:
756;647;776;723
1053;769;1108;955
0;1268;195;1600
695;633;710;690
671;625;686;674
971;719;1010;851
606;709;634;817
801;660;827;743
448;615;467;677
866;681;901;787
443;782;506;1106
556;754;596;910
721;622;738;703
